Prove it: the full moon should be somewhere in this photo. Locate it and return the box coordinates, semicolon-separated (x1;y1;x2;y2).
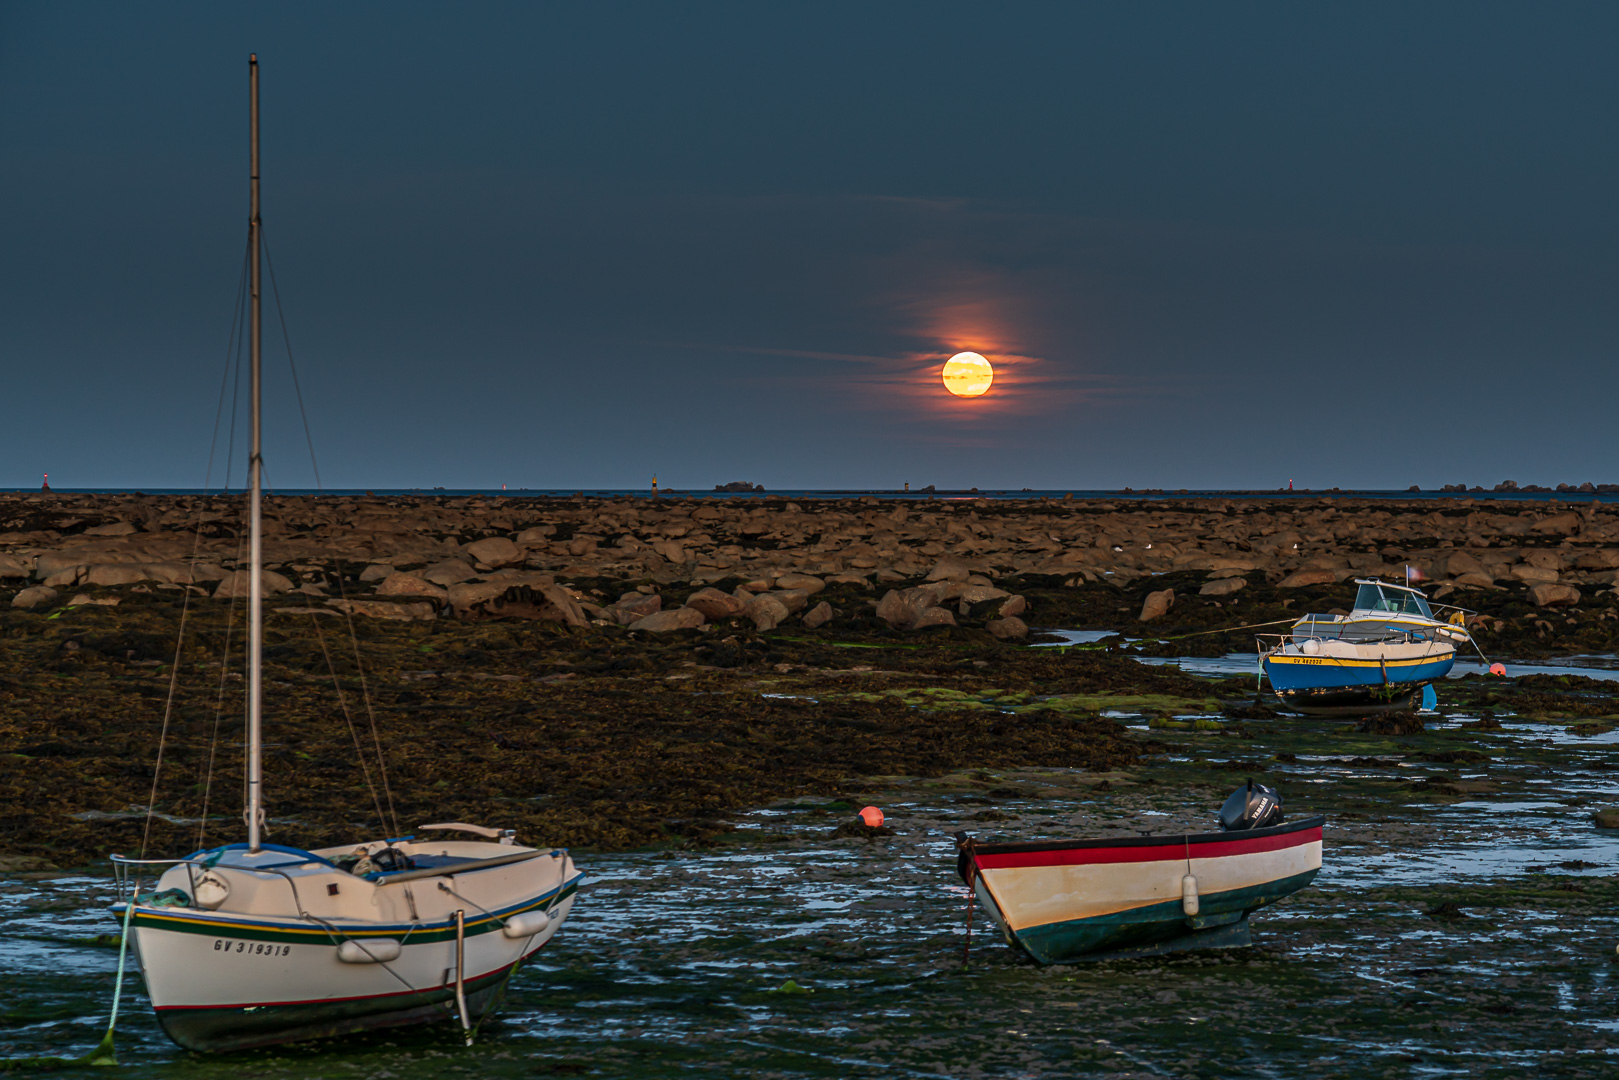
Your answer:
941;352;994;397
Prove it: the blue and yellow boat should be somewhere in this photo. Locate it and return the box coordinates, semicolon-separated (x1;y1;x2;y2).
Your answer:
1261;580;1471;715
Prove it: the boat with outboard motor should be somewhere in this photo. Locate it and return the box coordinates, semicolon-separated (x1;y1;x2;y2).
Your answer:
954;782;1322;964
103;56;583;1053
1260;578;1472;715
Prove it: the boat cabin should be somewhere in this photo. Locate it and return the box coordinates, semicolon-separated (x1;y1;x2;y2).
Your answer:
1352;581;1434;619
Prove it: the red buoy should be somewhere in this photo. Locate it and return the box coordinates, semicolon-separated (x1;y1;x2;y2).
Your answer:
858;806;884;828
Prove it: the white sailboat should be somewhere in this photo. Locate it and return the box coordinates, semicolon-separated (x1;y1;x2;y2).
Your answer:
110;55;583;1053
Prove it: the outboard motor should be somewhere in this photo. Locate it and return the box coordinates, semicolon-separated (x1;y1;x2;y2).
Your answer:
1217;779;1282;831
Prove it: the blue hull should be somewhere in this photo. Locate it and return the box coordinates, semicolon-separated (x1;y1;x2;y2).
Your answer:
1264;653;1453;714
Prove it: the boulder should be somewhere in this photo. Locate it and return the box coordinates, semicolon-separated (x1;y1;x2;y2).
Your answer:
958;585;1009;606
214;569;295;597
35;552;89;580
997;594;1027;618
1199;576;1247;597
652;540;687;564
611;591;663;625
67;594;118;607
1530;512;1581;535
0;554;32;578
83;564;150;586
514;525;555;545
875;589;912;628
911;606;957;630
1594;807;1619;829
801;601;833;629
463;536;523;568
359;563;395;582
685;587;747;619
1453;572;1498;589
629;607;706;633
1275;568;1339;588
1529;583;1581;608
768;589;810;615
536;584;590;628
325;598;436;621
1574;550;1619;571
774;573;825;594
1138;589;1175;622
11;585;58;609
926;558;973;583
1510;565;1559;585
446;581;513;613
82;521;138;537
746;594;789;631
420;559;479;586
43;565;84;588
376;573;447;600
987;616;1028;640
1524;550;1565;570
1440;551;1485;577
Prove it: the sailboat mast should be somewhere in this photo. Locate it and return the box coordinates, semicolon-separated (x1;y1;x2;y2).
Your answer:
247;53;264;853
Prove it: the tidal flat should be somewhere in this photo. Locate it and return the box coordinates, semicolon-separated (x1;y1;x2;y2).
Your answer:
4;493;1619;1075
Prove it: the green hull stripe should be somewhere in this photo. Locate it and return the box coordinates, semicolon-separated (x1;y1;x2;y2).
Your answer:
131;881;579;946
1009;869;1318;964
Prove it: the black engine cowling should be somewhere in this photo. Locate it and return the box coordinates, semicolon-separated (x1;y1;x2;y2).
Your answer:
1217;779;1282;831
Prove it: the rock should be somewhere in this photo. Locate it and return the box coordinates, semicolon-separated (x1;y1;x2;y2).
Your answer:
875;589;912;628
1138;589;1175;622
1440;551;1485;577
1453;572;1499;589
926;558;972;583
420;559;479;586
35;552;88;580
446;580;514;613
463;536;522;568
214;569;295;597
746;594;790;631
11;585;58;609
1594;808;1619;829
359;563;395;582
629;607;706;632
911;606;957;630
82;521;138;536
768;589;811;615
1275;568;1339;588
376;572;447;600
774;573;825;594
0;554;32;578
801;601;833;628
651;540;687;564
1530;512;1581;535
1200;576;1247;597
1511;565;1559;584
958;585;1009;605
987;616;1028;639
0;854;61;872
83;564;150;586
1528;582;1581;607
514;525;555;545
67;594;118;607
42;565;83;588
324;598;436;621
685;587;747;619
1523;550;1565;570
611;591;663;625
997;594;1027;618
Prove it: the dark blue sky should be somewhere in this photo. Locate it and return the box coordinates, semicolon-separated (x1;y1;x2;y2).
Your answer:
3;3;1617;491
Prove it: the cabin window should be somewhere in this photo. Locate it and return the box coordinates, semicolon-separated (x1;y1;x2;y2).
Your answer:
1356;584;1432;618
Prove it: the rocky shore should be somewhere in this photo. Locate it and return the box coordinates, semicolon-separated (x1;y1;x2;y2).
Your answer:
4;490;1619;867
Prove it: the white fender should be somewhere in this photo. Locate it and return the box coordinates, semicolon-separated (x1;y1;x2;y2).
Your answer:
1181;874;1200;917
502;909;556;938
337;938;402;963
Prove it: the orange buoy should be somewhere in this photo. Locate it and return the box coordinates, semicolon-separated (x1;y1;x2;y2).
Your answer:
1489;663;1507;676
857;806;884;828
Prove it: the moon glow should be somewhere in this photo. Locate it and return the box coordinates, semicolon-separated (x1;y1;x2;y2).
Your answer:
941;352;994;397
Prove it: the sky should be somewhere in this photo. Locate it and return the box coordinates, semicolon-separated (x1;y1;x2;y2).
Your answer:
3;3;1618;492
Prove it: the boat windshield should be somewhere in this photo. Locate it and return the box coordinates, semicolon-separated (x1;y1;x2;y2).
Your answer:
1353;583;1433;618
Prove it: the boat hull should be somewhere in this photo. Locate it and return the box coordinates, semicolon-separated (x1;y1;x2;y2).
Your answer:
1263;647;1452;715
125;845;581;1052
966;818;1323;965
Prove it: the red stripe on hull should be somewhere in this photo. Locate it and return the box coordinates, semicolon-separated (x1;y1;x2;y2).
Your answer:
974;827;1322;870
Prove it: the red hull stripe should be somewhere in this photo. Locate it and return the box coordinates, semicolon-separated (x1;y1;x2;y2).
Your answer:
151;942;547;1013
975;827;1322;870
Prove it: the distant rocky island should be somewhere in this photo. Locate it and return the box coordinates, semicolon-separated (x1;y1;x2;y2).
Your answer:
713;481;764;493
